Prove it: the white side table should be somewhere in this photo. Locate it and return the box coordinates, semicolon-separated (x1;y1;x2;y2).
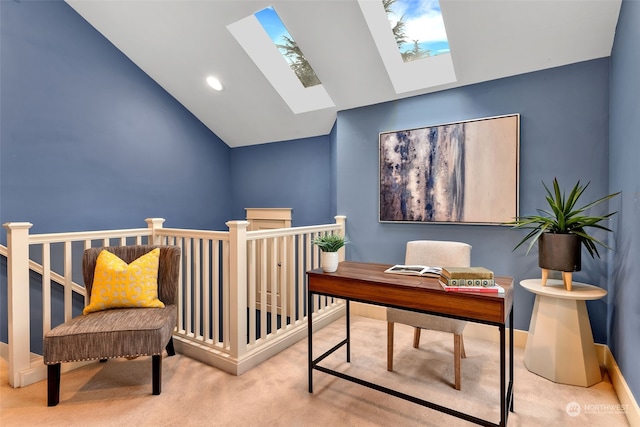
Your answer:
520;278;607;387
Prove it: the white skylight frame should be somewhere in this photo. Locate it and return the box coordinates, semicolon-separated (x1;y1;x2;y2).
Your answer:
227;13;334;115
358;0;457;94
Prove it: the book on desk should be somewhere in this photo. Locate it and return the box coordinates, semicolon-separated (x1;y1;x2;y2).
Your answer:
385;265;503;292
383;264;442;277
439;266;503;293
439;280;505;293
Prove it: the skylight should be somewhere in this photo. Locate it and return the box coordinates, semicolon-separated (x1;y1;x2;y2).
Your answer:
358;0;456;94
385;0;450;63
254;6;321;88
227;8;334;114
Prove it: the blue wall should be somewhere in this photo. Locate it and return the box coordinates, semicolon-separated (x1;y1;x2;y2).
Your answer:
609;0;640;400
229;135;333;226
0;0;232;344
0;0;232;239
335;59;612;341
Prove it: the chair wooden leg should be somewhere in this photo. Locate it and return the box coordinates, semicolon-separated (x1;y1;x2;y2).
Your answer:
47;364;61;407
413;327;421;349
152;355;161;395
387;322;394;371
166;337;176;356
454;334;462;390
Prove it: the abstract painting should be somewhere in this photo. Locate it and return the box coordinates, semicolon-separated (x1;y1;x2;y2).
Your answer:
379;114;519;224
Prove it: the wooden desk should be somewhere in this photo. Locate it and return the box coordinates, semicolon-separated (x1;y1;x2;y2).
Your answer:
520;279;606;387
307;261;514;427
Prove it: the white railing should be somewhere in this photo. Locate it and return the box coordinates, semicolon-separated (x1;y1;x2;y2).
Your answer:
2;216;346;387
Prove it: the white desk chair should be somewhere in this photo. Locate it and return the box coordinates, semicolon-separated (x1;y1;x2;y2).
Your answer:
386;240;471;390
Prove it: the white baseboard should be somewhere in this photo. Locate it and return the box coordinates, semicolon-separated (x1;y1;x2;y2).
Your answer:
351;302;386;319
175;304;346;376
602;345;640;426
0;342;97;387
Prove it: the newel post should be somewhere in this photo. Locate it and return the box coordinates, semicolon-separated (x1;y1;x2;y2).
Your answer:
226;220;250;361
335;215;347;262
145;218;166;245
3;222;33;387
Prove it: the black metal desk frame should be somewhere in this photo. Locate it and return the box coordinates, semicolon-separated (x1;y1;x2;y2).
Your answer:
307;292;514;427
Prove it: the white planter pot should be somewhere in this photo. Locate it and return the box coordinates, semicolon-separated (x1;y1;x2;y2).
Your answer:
321;252;339;273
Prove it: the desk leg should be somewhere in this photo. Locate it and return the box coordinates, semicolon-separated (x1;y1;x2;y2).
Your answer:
308;291;314;393
500;324;506;426
346;300;351;363
499;307;515;427
510;307;514;413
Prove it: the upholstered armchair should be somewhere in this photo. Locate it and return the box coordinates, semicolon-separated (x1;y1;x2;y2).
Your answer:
386;240;471;390
44;245;181;406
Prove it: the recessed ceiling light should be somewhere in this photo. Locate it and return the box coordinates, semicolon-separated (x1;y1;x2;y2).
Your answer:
206;76;223;91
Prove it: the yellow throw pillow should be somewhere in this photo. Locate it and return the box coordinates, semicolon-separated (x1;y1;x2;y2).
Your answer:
83;248;165;314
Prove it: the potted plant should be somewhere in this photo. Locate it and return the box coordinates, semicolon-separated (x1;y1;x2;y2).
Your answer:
313;234;346;273
508;178;619;290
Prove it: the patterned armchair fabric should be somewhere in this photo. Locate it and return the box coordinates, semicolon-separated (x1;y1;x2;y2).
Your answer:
44;245;181;406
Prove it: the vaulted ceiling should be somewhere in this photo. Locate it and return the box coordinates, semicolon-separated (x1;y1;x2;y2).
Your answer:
66;0;621;147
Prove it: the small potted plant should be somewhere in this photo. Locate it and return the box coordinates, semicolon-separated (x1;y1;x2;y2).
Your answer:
508;178;619;290
313;234;346;273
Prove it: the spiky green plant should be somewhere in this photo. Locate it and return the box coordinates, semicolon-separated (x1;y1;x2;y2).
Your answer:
312;234;346;252
508;178;620;258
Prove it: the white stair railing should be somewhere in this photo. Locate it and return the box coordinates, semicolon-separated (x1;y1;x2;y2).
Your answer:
2;222;153;387
2;216;346;386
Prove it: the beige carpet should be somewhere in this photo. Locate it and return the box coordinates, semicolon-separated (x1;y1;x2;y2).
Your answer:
0;316;630;426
